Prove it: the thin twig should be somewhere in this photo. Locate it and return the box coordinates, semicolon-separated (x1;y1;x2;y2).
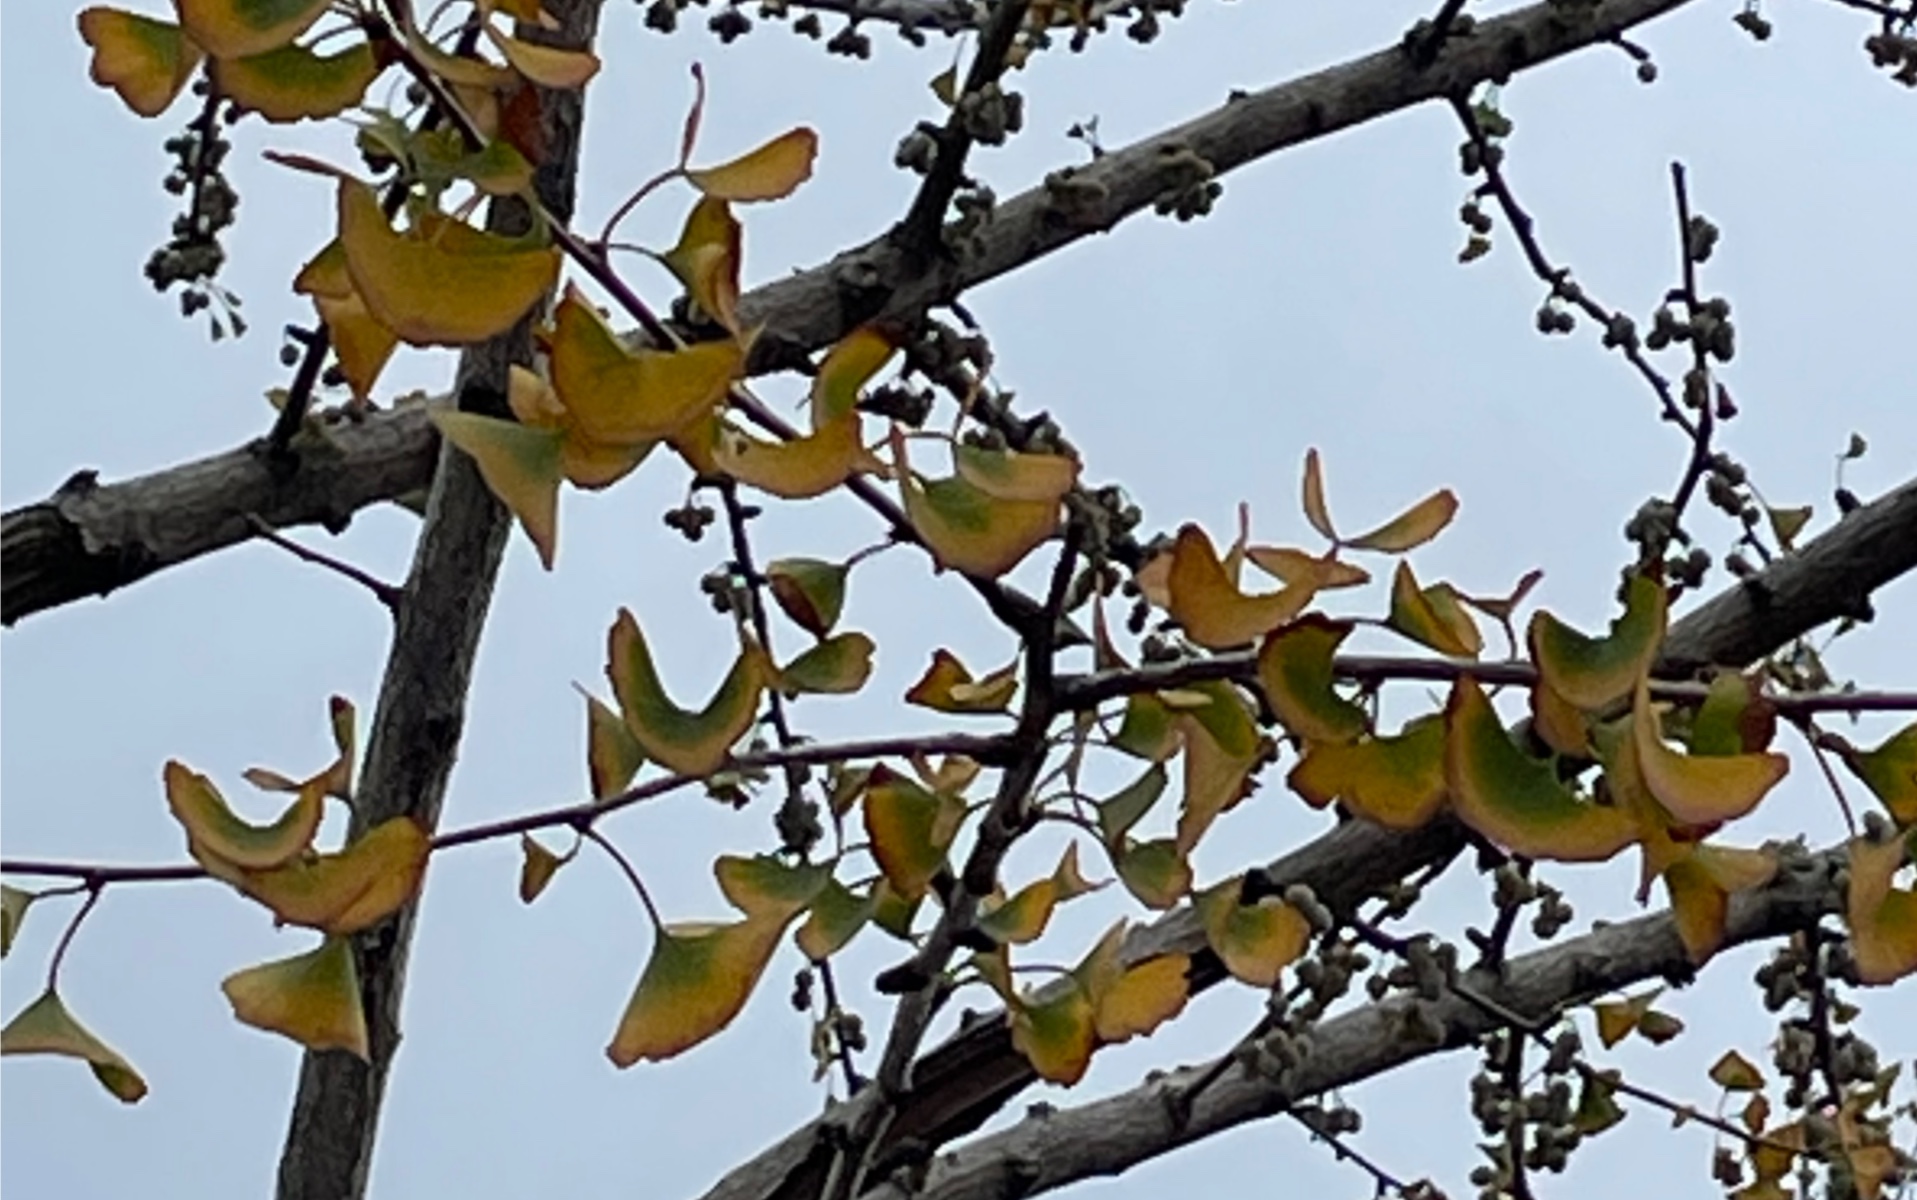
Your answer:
1289;1107;1410;1195
581;825;664;930
1664;161;1717;532
45;885;103;992
245;514;402;611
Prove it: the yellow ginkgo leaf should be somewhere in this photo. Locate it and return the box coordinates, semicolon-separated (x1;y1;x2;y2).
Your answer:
548;294;741;446
607;917;784;1066
176;0;329;58
1;886;34;958
1632;678;1788;827
221;936;369;1058
953;443;1080;504
235;817;431;935
1010;977;1097;1085
661;196;742;331
1112;838;1192;910
605;609;765;778
904;649;1017;714
312;290;399;401
765;558;847;638
901;469;1060;579
1300;448;1336;541
214;39;380;123
1846;833;1917;985
977;844;1101;945
1;990;148;1103
794;879;874;961
1245;546;1370;591
810;326;897;425
1094;953;1191;1045
1168;524;1311;649
714;415;877;500
518;833;569;904
1444;677;1636;863
338;179;560;346
687;127;818;202
1839;723;1917;827
77;7;203;118
1529;574;1667;712
1663;844;1777;965
431;409;564;569
1287;715;1448;831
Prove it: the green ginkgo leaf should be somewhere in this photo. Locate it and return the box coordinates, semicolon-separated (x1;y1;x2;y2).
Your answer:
606;609;766;777
1529;574;1666;711
1;989;148;1103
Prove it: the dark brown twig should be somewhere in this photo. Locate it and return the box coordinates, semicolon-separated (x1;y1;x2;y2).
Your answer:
245;514;402;611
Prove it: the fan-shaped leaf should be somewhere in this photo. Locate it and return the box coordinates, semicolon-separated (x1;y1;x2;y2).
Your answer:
165;760;323;871
687;128;818;202
765;558;847;638
608;918;783;1065
1530;574;1666;711
222;936;368;1057
1195;880;1309;988
1256;616;1367;744
1288;714;1448;830
606;609;766;777
1846;833;1917;985
1;990;147;1102
77;8;202;117
862;768;965;902
215;39;379;122
1388;563;1481;657
904;650;1016;714
1347;489;1458;553
1632;679;1787;827
1840;723;1917;827
431;409;563;569
778;632;874;697
1168;524;1310;649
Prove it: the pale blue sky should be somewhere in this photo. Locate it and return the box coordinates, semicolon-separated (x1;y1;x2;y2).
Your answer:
4;2;1913;1198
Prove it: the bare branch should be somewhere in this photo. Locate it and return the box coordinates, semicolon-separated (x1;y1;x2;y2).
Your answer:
5;0;1714;626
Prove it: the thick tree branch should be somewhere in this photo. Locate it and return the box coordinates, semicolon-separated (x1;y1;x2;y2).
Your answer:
690;478;1917;1200
272;6;601;1199
5;0;1708;626
864;844;1851;1200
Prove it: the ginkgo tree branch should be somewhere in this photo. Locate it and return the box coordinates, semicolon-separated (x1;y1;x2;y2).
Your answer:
687;477;1917;1200
861;842;1851;1200
2;0;1722;627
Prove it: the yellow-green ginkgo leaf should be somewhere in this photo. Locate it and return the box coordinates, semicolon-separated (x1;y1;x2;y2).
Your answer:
902;470;1059;578
1345;489;1459;554
1840;723;1917;827
549;295;741;445
1529;681;1593;758
1287;714;1448;830
221;936;369;1058
1096;764;1167;844
1664;844;1778;964
1195;880;1310;988
810;326;897;425
431;409;563;569
1168;524;1310;650
165;760;323;871
870;877;922;940
862;767;966;902
236;817;430;935
662;197;742;331
794;879;873;961
1688;672;1777;757
518;833;569;904
1;990;148;1102
1179;679;1262;759
1632;679;1788;827
581;688;645;801
904;649;1017;714
606;608;766;777
1113;837;1191;910
176;0;329;58
1174;715;1260;855
608;917;783;1065
953;444;1080;504
1256;616;1368;744
1300;448;1337;541
1094;953;1191;1045
1388;562;1482;658
338;180;559;346
765;558;847;638
486;27;599;88
1444;677;1636;863
1605;731;1697;901
687;127;819;202
777;632;875;697
977;844;1101;945
1846;833;1917;985
715;416;878;501
1529;574;1667;712
77;8;202;118
1112;693;1181;762
505;365;653;491
714;855;831;923
1;886;34;957
1010;977;1097;1085
214;39;379;122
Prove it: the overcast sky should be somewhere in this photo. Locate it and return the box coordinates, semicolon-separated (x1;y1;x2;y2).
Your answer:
3;1;1913;1197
